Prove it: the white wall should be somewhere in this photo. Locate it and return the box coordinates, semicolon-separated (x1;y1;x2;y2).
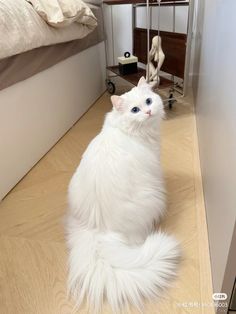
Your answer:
193;0;236;295
103;5;133;66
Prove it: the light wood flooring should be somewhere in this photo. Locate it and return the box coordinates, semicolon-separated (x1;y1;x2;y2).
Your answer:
0;90;214;314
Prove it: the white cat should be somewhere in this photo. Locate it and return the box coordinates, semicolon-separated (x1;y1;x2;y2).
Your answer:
66;77;180;313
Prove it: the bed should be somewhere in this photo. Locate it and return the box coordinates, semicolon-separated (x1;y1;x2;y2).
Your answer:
0;0;106;200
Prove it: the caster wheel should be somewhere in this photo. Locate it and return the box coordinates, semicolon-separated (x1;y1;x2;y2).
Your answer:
168;93;174;109
106;80;115;94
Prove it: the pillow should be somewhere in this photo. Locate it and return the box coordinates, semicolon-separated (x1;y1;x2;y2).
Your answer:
26;0;97;28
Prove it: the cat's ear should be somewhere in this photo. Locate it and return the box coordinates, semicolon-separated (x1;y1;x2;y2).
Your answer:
137;76;147;88
111;95;123;112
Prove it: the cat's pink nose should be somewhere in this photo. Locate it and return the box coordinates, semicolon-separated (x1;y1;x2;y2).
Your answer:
146;110;151;115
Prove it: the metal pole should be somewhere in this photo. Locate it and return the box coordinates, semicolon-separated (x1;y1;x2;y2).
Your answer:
111;6;115;66
146;0;150;82
102;4;108;68
172;1;176;83
132;4;136;55
173;1;176;33
157;0;161;79
183;0;195;96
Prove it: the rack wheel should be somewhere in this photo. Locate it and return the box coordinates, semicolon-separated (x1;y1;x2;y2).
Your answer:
106;80;115;94
168;93;174;109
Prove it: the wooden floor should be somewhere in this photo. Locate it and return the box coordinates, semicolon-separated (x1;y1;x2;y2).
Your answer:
0;89;214;314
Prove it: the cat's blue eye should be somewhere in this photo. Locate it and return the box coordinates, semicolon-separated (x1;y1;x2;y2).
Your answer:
131;107;140;113
146;98;152;105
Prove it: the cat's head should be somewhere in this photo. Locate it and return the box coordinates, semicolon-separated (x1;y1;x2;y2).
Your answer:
111;77;164;129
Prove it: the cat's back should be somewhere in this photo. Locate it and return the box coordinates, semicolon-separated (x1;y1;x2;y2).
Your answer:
75;121;159;185
71;124;128;179
68;114;163;231
82;125;127;161
68;125;132;209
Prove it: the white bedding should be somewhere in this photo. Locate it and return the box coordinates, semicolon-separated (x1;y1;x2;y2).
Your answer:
0;0;97;60
27;0;98;28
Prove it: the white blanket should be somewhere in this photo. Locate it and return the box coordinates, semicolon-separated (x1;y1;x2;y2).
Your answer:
0;0;97;60
27;0;97;28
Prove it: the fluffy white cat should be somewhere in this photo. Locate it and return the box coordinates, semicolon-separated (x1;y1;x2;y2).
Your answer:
66;77;180;313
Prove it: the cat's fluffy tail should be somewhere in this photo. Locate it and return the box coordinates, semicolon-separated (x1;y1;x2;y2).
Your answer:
66;216;180;314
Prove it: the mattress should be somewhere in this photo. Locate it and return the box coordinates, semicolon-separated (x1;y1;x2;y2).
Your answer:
0;5;104;91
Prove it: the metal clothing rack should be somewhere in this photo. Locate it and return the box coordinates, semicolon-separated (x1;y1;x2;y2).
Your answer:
102;0;194;108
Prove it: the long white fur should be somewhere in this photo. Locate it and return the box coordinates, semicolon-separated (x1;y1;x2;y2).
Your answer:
66;77;181;313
